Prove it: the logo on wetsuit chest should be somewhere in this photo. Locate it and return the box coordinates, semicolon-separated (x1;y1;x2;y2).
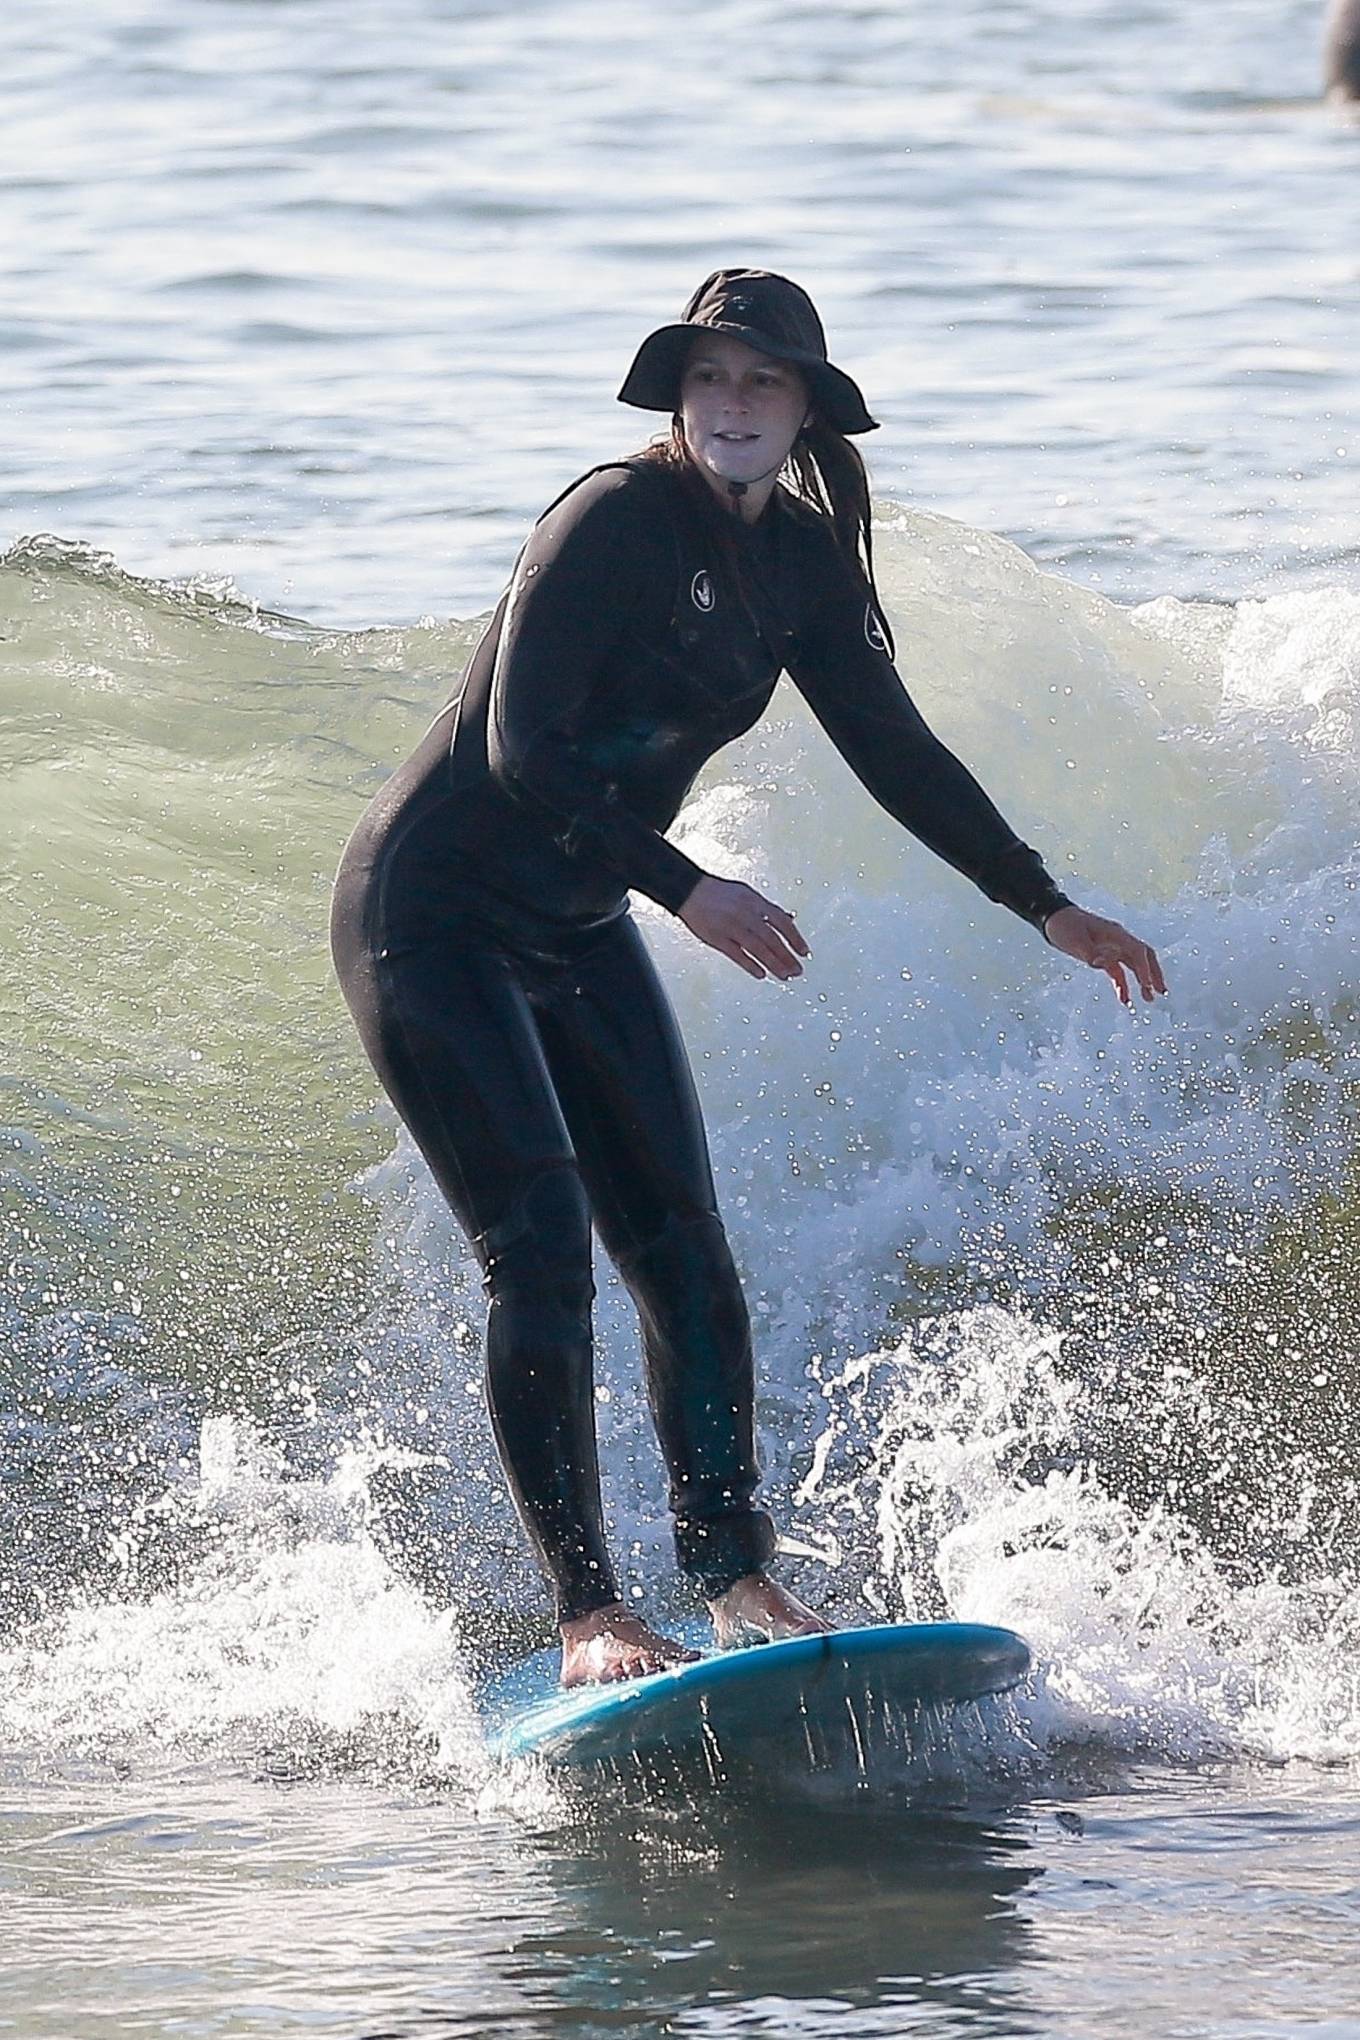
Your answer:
690;569;716;613
864;603;889;652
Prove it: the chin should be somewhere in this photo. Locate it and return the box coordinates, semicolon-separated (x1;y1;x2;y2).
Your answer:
704;450;764;482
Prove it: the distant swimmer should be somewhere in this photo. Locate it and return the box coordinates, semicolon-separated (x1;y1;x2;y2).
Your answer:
1324;0;1360;101
330;269;1167;1689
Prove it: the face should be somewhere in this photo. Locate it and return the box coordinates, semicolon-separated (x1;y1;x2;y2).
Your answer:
677;332;810;489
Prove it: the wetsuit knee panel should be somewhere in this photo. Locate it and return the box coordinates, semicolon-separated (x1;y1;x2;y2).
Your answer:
613;1208;750;1352
477;1162;595;1313
615;1206;732;1272
615;1208;741;1297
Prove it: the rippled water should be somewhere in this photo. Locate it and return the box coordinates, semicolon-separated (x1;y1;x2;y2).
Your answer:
7;1768;1359;2038
5;2;1360;2036
4;0;1358;624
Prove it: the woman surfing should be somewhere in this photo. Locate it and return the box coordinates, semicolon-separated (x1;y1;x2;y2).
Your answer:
330;268;1165;1687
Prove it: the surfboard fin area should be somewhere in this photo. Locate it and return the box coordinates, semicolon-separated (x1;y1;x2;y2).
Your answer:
481;1621;1032;1769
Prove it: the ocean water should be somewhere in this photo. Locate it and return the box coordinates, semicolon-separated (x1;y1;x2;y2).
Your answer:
4;3;1360;2036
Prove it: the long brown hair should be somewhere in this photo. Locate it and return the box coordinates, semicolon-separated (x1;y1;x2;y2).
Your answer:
631;410;896;660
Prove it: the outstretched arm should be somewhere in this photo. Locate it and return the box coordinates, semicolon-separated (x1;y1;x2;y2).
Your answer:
785;549;1070;931
785;535;1165;999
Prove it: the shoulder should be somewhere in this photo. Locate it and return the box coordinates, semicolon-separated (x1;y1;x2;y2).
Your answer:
775;485;847;560
772;483;827;536
532;459;677;547
773;485;864;592
515;461;681;591
510;461;676;593
506;460;676;608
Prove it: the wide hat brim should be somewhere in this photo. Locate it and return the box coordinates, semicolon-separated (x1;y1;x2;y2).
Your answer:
617;321;879;437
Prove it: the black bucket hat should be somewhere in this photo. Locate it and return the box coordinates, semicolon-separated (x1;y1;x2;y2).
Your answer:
617;268;879;437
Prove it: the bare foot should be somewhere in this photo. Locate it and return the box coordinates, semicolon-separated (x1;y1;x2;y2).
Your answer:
559;1603;699;1688
707;1572;832;1649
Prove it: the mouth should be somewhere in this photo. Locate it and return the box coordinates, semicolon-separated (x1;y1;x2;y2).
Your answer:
714;431;759;443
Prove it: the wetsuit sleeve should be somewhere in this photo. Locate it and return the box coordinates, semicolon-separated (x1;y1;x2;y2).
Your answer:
486;469;708;915
785;535;1073;933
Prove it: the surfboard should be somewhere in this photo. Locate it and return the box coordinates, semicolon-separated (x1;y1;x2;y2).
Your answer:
481;1621;1031;1769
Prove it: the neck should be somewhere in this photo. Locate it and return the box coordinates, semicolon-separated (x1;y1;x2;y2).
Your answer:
692;458;781;525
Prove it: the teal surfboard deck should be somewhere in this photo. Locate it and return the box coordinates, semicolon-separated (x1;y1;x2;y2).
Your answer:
482;1621;1031;1768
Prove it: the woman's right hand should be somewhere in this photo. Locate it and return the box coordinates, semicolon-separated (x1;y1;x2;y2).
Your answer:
677;876;810;981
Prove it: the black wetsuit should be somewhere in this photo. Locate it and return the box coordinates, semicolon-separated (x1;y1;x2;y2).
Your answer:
330;457;1071;1623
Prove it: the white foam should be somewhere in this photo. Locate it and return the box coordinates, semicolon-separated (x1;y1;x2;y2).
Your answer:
802;1305;1360;1769
340;516;1360;1771
0;1419;483;1779
9;513;1360;1779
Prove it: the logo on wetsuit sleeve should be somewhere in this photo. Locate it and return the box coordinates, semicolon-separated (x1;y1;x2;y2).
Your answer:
691;569;716;612
864;602;889;652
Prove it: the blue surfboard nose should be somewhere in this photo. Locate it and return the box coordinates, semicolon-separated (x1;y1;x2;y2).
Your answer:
482;1621;1032;1769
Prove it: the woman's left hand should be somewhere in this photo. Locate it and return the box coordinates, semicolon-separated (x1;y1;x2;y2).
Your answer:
1042;905;1167;1007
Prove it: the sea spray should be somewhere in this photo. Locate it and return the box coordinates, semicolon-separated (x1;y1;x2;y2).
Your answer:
3;510;1358;1777
801;1305;1360;1769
